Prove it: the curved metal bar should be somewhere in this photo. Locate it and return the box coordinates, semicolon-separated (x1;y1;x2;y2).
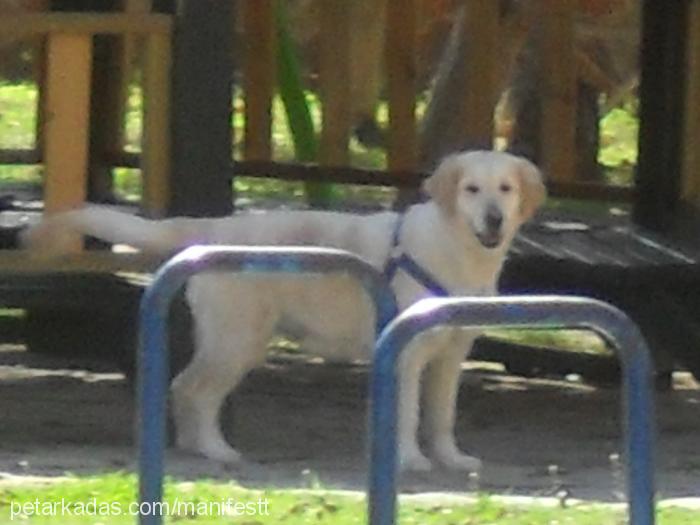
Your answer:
138;246;396;525
369;295;655;525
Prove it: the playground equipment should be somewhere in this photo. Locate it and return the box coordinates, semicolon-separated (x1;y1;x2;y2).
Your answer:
137;245;396;525
369;296;655;525
137;247;656;525
0;2;699;385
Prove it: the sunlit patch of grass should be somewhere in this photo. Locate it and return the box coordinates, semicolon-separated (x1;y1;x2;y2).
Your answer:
0;81;37;149
487;329;609;355
0;82;41;184
3;472;695;525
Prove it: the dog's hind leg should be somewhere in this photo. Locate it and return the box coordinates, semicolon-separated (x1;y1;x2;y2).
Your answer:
171;277;275;463
171;356;248;462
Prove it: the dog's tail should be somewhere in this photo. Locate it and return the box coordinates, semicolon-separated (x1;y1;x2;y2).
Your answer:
22;205;205;255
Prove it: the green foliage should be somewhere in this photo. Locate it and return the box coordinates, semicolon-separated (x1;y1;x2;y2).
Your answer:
275;0;336;207
599;101;639;186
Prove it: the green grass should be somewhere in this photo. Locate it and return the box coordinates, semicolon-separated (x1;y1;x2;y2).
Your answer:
1;473;696;525
488;329;608;355
0;82;37;150
0;82;41;184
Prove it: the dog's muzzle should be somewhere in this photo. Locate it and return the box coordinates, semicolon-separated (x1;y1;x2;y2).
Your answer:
477;208;503;248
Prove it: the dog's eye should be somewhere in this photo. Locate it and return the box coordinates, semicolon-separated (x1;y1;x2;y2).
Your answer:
500;183;512;193
466;185;480;194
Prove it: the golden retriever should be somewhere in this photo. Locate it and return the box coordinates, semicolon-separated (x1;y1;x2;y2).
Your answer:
24;150;545;471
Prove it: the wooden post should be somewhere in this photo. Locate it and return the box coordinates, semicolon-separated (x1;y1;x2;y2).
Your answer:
319;0;351;166
417;1;499;176
461;0;499;148
386;0;416;172
121;0;152;77
538;0;576;183
119;0;154;175
168;0;234;217
51;1;120;203
634;0;689;230
43;33;93;250
34;38;47;158
683;0;700;206
242;0;275;161
141;31;171;217
88;33;124;201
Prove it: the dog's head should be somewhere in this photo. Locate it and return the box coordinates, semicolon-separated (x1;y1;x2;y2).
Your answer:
423;151;546;250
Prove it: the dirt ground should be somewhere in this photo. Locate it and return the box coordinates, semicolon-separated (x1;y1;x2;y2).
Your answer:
1;343;699;503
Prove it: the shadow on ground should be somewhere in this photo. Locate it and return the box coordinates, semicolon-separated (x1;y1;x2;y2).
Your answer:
1;345;699;502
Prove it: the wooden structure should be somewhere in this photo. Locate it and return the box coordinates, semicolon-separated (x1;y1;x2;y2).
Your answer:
1;1;700;381
0;12;172;222
0;0;641;219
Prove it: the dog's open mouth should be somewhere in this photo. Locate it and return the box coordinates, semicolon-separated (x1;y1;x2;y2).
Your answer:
477;232;502;249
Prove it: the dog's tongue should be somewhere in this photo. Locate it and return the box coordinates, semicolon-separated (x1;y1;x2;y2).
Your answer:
478;232;501;249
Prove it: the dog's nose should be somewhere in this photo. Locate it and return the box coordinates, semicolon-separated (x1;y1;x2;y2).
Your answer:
485;208;503;231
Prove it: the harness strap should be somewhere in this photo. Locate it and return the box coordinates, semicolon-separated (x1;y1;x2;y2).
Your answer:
383;214;450;297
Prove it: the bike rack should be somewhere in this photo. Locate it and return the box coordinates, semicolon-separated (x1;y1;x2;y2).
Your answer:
137;245;396;525
368;296;656;525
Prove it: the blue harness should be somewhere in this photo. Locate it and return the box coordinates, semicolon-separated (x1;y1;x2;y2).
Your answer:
383;214;450;299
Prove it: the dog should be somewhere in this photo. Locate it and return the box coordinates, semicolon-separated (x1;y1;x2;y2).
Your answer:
23;150;546;471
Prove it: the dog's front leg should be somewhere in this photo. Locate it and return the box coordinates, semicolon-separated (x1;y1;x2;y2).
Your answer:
422;332;481;471
396;338;433;472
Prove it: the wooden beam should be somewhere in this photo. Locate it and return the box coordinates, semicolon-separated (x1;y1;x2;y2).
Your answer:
0;14;172;40
0;251;164;275
230;160;635;201
319;1;351;166
462;0;499;147
168;0;234;217
538;0;576;184
634;0;689;230
43;33;93;251
141;31;172;217
242;0;275;161
683;0;700;206
0;149;41;165
386;0;417;172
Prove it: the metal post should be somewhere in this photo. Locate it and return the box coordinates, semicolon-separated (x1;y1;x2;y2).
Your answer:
137;246;396;525
369;296;655;525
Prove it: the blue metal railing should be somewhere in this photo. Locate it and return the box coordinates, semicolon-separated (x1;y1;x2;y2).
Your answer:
137;247;656;525
368;296;656;525
137;245;396;525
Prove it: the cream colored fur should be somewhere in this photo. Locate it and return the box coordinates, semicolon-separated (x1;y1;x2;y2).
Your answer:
23;150;545;471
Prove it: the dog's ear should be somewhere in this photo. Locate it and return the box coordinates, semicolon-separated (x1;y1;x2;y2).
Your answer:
423;155;463;216
517;158;547;222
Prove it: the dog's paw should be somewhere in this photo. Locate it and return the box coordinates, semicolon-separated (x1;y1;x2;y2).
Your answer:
178;435;242;465
200;442;243;464
432;446;482;472
398;446;433;472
